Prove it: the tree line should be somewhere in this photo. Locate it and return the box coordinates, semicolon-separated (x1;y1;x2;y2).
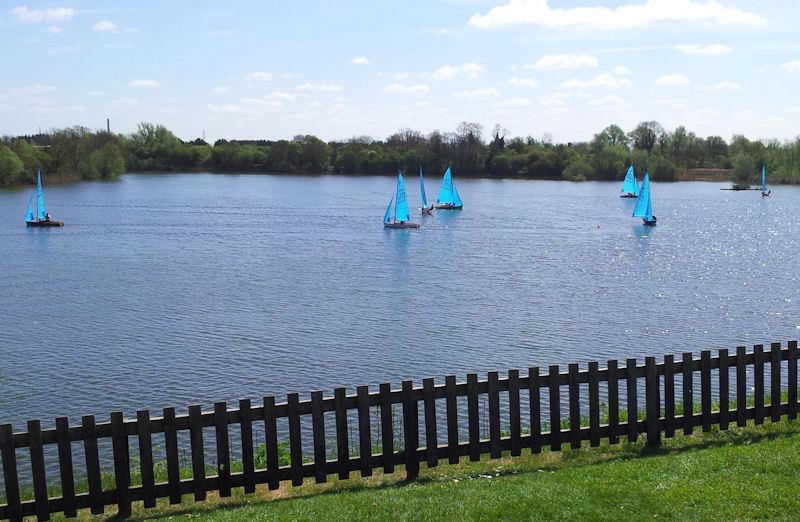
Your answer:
1;120;798;187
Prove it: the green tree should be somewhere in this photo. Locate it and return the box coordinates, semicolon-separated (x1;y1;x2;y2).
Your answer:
0;145;25;186
650;156;678;181
731;152;756;184
629;121;665;152
12;139;51;177
562;153;593;181
296;135;331;172
83;143;126;180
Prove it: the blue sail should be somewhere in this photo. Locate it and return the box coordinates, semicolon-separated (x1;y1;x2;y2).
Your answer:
383;196;393;224
620;165;639;195
419;166;428;208
452;181;463;207
436;167;455;204
394;172;410;222
36;170;46;220
632;172;653;220
25;192;34;222
761;165;767;193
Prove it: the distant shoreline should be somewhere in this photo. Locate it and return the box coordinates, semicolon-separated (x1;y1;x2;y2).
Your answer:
0;169;773;191
6;168;796;191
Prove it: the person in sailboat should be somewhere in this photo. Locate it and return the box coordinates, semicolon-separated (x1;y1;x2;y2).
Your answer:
44;212;51;222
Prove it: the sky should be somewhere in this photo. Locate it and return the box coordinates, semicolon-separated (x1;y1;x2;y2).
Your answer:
0;0;798;143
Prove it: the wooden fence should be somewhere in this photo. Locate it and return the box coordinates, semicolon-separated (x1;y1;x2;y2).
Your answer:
1;341;798;521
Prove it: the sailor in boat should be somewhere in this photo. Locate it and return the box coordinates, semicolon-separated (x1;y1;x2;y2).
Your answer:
45;212;51;222
644;215;657;226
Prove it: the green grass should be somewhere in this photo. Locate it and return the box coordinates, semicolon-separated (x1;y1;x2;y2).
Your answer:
93;419;800;521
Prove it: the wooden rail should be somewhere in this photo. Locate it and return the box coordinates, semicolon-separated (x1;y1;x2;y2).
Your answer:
1;341;798;521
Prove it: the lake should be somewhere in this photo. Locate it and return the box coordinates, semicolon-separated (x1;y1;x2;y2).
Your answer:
0;173;797;429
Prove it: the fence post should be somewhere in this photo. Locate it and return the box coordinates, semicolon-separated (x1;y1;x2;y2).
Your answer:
136;410;156;508
82;415;103;515
334;388;350;480
508;369;522;456
111;411;131;518
188;405;206;501
529;367;541;453
663;355;675;437
488;371;501;458
445;376;459;464
28;419;50;521
379;383;395;473
239;398;256;493
0;424;21;522
55;417;77;517
736;346;747;427
645;357;660;447
718;349;730;430
608;360;619;444
789;341;798;420
467;373;480;461
548;365;561;451
422;378;438;468
626;358;638;443
402;380;419;480
358;385;374;476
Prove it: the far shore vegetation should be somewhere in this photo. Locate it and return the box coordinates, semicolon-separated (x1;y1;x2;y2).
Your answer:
1;121;799;188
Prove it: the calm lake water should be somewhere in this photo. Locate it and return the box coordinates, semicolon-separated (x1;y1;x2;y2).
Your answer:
0;173;798;428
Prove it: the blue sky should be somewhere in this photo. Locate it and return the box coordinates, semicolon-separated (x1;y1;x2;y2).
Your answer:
0;0;798;143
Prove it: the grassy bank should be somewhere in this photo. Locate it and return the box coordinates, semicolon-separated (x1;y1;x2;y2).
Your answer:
72;419;797;521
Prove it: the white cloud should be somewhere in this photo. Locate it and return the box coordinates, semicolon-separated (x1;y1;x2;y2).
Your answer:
433;62;484;80
93;20;119;32
782;60;800;73
563;73;631;89
45;25;63;34
46;45;82;55
207;103;246;114
126;79;162;88
654;73;690;86
9;6;75;23
453;87;501;99
108;97;138;109
212;86;229;93
242;97;284;109
590;95;626;108
784;106;800;115
538;92;572;107
265;91;295;101
507;77;539;88
295;83;342;92
531;53;597;70
613;65;633;76
676;43;733;55
8;84;55;96
468;0;766;31
351;57;370;65
245;71;273;82
702;80;740;91
501;97;532;107
88;90;108;96
383;83;430;95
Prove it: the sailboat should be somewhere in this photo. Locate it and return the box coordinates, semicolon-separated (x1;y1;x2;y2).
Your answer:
435;166;463;210
383;171;420;229
761;165;770;197
25;170;63;227
620;165;639;198
419;166;433;215
632;171;657;226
